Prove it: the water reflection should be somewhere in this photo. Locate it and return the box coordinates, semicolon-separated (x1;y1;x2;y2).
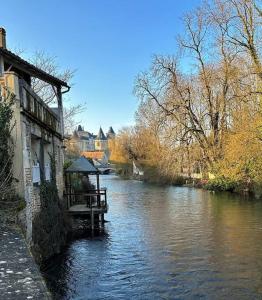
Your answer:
43;175;262;299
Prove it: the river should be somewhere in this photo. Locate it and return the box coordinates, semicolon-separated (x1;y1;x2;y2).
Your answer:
43;175;262;299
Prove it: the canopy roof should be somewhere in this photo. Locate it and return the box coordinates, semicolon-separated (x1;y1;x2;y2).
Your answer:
65;156;99;174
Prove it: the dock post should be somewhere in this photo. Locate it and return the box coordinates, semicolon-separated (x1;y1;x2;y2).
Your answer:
91;210;94;231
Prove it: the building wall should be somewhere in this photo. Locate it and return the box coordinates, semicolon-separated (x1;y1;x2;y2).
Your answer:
95;139;108;151
80;139;95;151
3;72;65;242
54;136;64;198
71;138;95;153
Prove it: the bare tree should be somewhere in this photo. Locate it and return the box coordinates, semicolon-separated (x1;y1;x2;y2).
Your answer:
27;51;86;133
63;103;86;134
29;50;75;104
214;0;262;82
134;5;253;168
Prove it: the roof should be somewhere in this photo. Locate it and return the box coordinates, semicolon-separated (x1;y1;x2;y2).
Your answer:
71;130;95;140
0;48;69;88
97;127;107;140
82;151;105;160
65;156;99;174
107;126;115;135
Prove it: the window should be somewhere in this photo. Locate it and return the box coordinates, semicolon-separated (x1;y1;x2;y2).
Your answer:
32;163;40;183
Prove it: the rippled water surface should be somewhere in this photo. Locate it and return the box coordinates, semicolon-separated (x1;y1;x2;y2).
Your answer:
43;175;262;299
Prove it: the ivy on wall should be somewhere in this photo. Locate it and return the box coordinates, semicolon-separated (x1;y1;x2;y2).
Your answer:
0;87;15;197
32;152;68;264
39;154;58;206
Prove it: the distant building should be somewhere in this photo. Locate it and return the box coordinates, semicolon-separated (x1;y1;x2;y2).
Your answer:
106;126;116;139
67;125;115;164
72;125;96;152
95;127;108;151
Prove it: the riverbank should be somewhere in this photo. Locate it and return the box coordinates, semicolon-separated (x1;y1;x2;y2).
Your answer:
0;223;51;299
114;162;262;199
114;162;185;185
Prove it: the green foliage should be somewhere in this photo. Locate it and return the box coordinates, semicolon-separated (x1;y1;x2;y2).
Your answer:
114;162;133;178
32;152;68;264
40;180;59;207
33;177;66;264
71;174;82;191
143;165;185;186
63;159;72;170
205;177;238;192
0;89;15;192
50;153;57;185
171;176;185;186
40;153;59;207
16;197;26;212
250;182;262;199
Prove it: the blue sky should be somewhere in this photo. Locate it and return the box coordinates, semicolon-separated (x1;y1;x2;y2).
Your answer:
1;0;200;134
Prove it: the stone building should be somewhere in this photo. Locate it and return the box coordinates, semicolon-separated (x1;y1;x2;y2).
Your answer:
71;125;96;152
67;126;115;165
95;127;108;151
0;28;69;244
69;125;115;152
106;126;116;139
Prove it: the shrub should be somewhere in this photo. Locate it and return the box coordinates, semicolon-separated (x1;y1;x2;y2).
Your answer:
171;176;185;186
205;177;238;192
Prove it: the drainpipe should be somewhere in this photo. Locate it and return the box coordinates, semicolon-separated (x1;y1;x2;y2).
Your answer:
62;85;71;95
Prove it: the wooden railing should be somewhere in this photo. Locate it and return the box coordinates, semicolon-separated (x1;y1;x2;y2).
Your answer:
64;187;107;211
19;80;60;134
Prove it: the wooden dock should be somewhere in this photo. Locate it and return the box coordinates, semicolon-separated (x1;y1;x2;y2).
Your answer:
68;204;108;215
64;188;108;230
64;157;109;231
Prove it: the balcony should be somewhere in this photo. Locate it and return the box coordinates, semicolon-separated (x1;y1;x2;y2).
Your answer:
19;80;61;135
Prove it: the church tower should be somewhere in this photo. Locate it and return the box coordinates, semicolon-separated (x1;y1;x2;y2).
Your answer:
107;126;115;139
95;127;108;151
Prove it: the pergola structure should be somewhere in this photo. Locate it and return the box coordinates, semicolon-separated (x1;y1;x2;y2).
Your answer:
64;156;108;229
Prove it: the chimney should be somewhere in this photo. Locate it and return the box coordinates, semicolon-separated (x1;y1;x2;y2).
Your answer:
0;28;6;49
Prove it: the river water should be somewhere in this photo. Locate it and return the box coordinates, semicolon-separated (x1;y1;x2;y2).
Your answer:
43;175;262;299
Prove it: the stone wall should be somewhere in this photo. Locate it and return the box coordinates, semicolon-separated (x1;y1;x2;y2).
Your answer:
22;120;33;241
4;71;68;265
21;112;66;263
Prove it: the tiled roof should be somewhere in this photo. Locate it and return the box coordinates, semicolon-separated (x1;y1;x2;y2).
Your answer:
82;151;105;160
69;129;96;140
79;136;90;141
